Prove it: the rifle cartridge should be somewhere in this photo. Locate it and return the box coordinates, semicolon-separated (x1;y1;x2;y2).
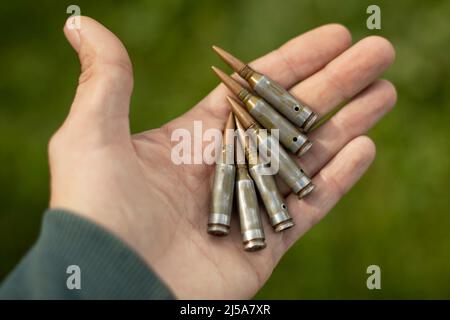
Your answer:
213;46;318;132
208;113;236;236
235;117;294;232
235;139;266;251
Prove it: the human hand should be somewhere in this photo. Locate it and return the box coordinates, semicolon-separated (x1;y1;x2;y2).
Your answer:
49;16;396;299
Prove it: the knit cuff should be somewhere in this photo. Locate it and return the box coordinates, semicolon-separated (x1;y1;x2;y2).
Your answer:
0;209;175;299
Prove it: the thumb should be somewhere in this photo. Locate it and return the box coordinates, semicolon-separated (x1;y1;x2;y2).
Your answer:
63;16;133;130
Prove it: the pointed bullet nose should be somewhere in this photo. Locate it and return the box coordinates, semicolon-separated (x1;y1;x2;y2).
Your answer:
222;112;235;146
211;66;243;96
234;116;247;154
226;96;256;130
226;96;241;114
212;45;246;74
234;116;244;132
225;112;235;131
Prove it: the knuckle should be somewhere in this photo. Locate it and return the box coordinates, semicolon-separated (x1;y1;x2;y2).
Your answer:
78;48;134;92
78;50;96;84
92;61;134;93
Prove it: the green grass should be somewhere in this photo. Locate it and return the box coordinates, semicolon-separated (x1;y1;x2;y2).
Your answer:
1;0;449;298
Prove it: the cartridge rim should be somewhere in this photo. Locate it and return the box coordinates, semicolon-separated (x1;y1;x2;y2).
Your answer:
296;140;313;157
302;112;319;132
207;224;230;236
270;211;293;228
244;239;266;251
208;213;231;236
274;220;295;232
298;183;315;199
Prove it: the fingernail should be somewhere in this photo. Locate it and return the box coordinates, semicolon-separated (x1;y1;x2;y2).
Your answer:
64;17;81;51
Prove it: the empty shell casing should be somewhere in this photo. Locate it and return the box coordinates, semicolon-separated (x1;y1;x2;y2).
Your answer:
212;46;318;132
211;66;312;157
208;114;236;236
236;160;266;251
235;117;294;232
228;97;314;199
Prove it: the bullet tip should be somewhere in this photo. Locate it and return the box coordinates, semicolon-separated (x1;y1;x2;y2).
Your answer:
234;115;243;130
225;112;235;130
211;45;246;74
211;67;243;96
227;96;257;131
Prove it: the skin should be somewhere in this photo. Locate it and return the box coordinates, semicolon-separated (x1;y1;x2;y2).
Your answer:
50;16;396;299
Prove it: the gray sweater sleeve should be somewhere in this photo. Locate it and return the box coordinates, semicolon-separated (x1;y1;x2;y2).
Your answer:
0;209;175;299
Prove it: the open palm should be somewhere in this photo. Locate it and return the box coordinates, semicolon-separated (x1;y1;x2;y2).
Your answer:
49;17;396;299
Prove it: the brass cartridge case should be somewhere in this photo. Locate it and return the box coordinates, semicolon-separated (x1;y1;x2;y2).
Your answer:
208;114;236;236
212;46;318;132
228;97;315;199
235;117;294;232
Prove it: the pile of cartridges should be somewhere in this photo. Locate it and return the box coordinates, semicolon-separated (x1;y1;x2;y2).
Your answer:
208;46;318;251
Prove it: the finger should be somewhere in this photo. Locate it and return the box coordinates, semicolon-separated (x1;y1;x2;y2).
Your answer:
274;79;395;196
282;136;376;250
249;24;352;88
63;16;133;132
299;80;396;177
290;36;395;117
175;24;352;126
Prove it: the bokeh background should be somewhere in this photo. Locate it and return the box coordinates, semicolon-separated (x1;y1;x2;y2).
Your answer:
1;0;450;299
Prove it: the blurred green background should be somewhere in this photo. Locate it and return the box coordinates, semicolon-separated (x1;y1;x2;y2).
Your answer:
1;0;449;299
